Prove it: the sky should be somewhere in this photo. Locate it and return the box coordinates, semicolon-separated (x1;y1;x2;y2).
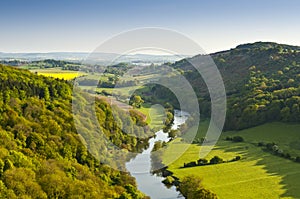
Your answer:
1;0;300;54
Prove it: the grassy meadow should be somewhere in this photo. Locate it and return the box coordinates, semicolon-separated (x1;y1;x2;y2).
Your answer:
138;103;166;130
162;122;300;199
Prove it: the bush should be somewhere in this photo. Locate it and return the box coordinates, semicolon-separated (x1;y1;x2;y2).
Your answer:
234;156;241;161
162;176;175;185
232;136;244;142
258;142;265;147
179;176;218;199
184;161;197;168
266;143;276;151
284;153;291;159
210;156;223;164
197;158;208;166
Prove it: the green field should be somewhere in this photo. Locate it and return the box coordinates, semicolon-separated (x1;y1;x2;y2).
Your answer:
138;103;166;130
98;86;142;96
162;122;300;199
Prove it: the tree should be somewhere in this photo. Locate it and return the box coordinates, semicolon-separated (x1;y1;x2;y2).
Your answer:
232;136;244;142
168;130;178;139
291;104;300;122
197;158;208;166
210;156;223;164
280;107;290;122
152;141;163;151
3;168;47;198
179;176;203;198
179;176;218;199
195;188;218;199
130;95;144;108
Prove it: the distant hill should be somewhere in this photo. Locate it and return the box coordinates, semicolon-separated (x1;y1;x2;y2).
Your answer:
0;52;184;65
172;42;300;94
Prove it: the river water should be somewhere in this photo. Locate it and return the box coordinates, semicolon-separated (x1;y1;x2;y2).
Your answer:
126;110;189;199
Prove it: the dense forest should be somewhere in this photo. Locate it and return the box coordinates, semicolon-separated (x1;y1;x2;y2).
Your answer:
0;65;149;198
139;42;300;130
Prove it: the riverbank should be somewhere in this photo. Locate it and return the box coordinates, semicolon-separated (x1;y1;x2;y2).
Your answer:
126;110;188;199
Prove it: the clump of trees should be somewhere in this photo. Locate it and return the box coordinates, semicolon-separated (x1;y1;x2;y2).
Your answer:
129;95;144;108
225;136;244;142
183;155;241;168
257;142;300;163
179;176;218;199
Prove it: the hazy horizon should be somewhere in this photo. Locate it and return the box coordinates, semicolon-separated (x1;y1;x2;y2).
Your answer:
0;40;298;56
1;0;300;54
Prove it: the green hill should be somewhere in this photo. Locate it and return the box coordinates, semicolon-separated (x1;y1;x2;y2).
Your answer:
139;42;300;130
156;42;300;199
0;65;148;198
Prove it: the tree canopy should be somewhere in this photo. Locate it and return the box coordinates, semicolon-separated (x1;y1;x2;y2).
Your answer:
0;64;148;198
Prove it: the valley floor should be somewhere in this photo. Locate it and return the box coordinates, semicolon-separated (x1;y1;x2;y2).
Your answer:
162;122;300;199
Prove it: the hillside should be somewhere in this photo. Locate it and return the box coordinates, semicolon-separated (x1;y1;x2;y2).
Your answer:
140;42;300;130
157;42;300;198
0;65;149;198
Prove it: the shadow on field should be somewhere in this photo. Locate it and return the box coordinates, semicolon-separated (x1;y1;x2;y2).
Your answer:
218;140;300;198
255;153;300;198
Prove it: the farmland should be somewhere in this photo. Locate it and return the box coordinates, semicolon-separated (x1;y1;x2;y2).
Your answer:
162;122;300;199
30;68;84;80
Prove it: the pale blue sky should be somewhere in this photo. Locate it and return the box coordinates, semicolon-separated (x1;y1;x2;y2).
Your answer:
1;0;300;53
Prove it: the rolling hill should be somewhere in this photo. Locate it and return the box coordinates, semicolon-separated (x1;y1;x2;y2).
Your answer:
140;42;300;130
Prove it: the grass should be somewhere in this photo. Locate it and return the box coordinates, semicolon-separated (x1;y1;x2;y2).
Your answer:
162;122;300;199
225;122;300;157
138;103;166;130
99;86;142;96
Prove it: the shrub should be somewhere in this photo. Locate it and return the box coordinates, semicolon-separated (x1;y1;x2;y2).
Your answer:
210;156;223;164
197;158;208;166
258;142;265;147
235;156;241;161
284;153;291;159
184;161;197;168
162;176;175;185
232;136;244;142
179;176;218;199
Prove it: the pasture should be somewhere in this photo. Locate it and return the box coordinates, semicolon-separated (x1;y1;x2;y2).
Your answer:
162;122;300;199
139;103;166;130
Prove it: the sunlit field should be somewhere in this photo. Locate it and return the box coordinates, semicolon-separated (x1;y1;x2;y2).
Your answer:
30;68;85;80
163;123;300;199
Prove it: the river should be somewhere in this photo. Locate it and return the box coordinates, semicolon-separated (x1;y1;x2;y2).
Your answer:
126;110;189;199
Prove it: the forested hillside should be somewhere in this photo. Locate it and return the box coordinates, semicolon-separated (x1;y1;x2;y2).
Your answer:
0;65;148;198
142;42;300;130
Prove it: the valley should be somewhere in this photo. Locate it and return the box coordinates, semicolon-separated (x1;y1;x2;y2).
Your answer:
0;41;300;199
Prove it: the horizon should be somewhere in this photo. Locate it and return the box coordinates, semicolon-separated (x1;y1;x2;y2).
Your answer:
0;40;298;56
1;0;300;54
